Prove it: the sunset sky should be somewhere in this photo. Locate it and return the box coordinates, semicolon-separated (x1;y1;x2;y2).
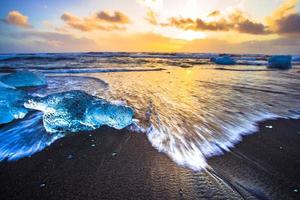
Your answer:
0;0;300;54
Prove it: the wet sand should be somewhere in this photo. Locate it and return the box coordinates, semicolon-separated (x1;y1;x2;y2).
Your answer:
0;119;299;200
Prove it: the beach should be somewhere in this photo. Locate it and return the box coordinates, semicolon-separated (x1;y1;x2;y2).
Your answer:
1;52;300;200
1;0;300;199
0;118;299;200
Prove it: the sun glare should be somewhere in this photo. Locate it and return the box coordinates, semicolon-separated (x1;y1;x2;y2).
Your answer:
173;30;206;41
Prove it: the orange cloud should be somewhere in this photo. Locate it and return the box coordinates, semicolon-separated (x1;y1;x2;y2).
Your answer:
266;0;300;34
0;30;99;53
147;10;269;35
61;10;130;32
3;11;31;28
181;36;300;54
146;0;300;35
97;11;130;24
2;30;300;54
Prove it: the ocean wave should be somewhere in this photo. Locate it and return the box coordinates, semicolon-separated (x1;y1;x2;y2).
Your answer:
0;54;76;62
91;67;300;171
39;68;165;74
145;111;281;170
31;76;109;97
0;112;63;161
214;67;272;71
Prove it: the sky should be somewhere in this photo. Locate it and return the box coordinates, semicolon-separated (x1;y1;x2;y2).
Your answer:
0;0;300;54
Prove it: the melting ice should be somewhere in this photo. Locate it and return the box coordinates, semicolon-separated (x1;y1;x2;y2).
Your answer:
24;90;134;133
0;86;28;124
0;71;46;87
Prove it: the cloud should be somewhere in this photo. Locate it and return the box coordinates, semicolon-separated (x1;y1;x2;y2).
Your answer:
61;13;92;31
2;11;31;28
1;29;300;54
181;36;300;54
151;10;270;34
0;30;98;53
61;10;130;32
229;11;270;34
275;14;300;34
266;0;300;34
97;11;130;24
146;0;300;35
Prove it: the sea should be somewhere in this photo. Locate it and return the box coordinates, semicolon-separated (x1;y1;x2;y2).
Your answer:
0;52;300;170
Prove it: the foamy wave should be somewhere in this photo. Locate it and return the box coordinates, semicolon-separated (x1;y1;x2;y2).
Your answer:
145;112;283;171
0;112;63;161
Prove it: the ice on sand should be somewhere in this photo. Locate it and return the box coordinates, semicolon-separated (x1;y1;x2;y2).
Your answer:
24;90;134;133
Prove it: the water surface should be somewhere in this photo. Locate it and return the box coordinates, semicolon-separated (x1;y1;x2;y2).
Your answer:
1;52;300;170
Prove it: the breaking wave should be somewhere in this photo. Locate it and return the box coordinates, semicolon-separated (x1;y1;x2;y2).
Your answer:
0;112;63;161
92;66;300;170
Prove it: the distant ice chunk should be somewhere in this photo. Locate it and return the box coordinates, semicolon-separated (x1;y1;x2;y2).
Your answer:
0;87;28;124
0;71;46;87
211;56;236;65
268;55;292;69
292;55;300;61
24;90;134;133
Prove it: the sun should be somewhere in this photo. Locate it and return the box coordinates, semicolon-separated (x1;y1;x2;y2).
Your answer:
175;30;207;41
158;28;207;41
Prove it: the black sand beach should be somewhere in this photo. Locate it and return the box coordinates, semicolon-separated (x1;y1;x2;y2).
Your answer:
0;118;299;200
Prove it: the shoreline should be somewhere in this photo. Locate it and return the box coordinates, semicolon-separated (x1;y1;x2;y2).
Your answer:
0;118;299;199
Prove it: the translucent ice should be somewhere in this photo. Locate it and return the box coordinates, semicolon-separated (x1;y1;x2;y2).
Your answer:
211;56;236;65
24;90;134;133
0;87;28;124
0;81;15;89
268;55;292;69
0;71;46;87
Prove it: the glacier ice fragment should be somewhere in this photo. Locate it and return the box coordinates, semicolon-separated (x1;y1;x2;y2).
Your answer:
0;87;28;124
0;71;46;87
24;90;134;133
211;56;236;65
268;55;292;69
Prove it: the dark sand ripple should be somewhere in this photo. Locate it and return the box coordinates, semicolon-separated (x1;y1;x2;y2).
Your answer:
0;119;299;200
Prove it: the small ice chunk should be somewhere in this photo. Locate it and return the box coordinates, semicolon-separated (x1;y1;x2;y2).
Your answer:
211;56;236;65
0;87;28;124
265;125;273;129
40;183;46;188
268;55;292;69
112;152;117;156
0;71;46;87
68;154;73;159
24;90;134;133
